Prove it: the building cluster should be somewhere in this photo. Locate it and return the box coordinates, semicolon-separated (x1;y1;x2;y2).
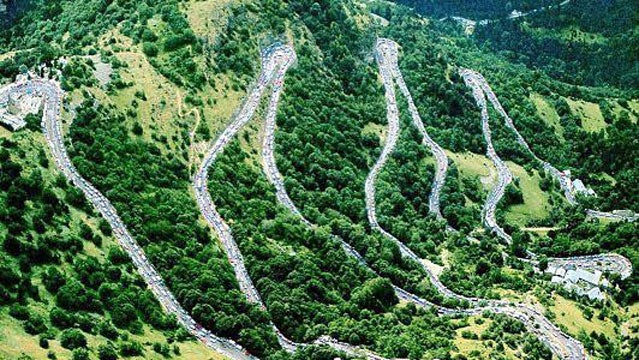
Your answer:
546;253;632;301
0;75;42;131
547;266;606;301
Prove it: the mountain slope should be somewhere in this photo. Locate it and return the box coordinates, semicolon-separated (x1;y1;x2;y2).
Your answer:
1;0;639;359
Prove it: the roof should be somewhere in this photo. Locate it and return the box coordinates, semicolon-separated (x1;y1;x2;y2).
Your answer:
573;179;587;192
576;269;601;285
555;267;567;277
586;287;604;301
565;269;579;283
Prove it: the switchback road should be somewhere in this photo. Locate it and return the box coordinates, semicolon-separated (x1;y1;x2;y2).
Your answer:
368;38;587;360
460;69;633;279
194;43;392;360
0;77;255;360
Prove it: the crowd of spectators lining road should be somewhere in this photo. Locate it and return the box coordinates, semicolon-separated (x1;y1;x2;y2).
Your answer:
259;40;476;317
459;69;633;279
193;43;393;360
255;37;587;360
7;53;389;360
4;35;629;360
0;76;257;360
365;38;587;360
440;0;573;28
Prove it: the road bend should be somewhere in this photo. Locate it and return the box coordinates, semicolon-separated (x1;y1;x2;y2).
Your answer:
259;40;470;320
194;43;395;360
368;39;587;360
388;49;448;220
0;77;255;359
460;68;632;279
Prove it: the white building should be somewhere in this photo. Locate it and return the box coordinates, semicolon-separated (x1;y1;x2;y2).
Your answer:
573;179;596;196
586;287;604;301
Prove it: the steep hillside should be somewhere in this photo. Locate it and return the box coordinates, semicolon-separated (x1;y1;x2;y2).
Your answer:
2;0;639;359
389;0;560;19
473;0;639;88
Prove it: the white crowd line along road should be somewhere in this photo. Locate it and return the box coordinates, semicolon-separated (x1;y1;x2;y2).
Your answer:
193;43;393;360
459;69;633;279
259;39;479;319
0;78;256;360
368;38;587;360
440;0;572;30
4;35;631;359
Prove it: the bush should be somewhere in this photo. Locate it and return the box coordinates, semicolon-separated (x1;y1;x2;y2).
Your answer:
120;341;144;357
98;343;118;360
142;42;158;57
50;307;74;329
107;246;129;265
98;320;119;340
141;28;158;42
111;302;137;328
72;348;90;360
8;304;30;320
152;342;170;356
60;329;87;350
24;313;48;335
132;122;143;136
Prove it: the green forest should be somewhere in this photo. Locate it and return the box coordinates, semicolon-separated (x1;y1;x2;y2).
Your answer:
1;0;639;359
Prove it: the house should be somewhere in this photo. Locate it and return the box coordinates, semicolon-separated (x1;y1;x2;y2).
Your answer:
586;287;604;301
573;179;596;196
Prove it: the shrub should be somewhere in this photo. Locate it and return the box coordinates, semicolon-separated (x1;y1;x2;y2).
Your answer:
142;42;158;57
120;341;144;357
98;343;118;360
72;348;90;360
60;329;87;350
24;313;48;335
8;304;30;320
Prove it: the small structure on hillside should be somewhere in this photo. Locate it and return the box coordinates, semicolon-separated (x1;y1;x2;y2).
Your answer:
0;96;27;131
547;265;606;301
562;170;596;197
572;179;596;196
0;75;44;131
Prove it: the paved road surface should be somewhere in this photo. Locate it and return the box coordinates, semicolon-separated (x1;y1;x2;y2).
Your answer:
367;38;587;360
460;69;633;279
441;0;572;29
0;78;255;360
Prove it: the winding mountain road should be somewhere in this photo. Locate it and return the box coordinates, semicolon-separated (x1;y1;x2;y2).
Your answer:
258;38;586;359
258;42;472;319
0;78;255;359
3;36;625;360
367;38;587;360
441;0;572;30
460;68;633;278
193;43;393;360
368;38;479;305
